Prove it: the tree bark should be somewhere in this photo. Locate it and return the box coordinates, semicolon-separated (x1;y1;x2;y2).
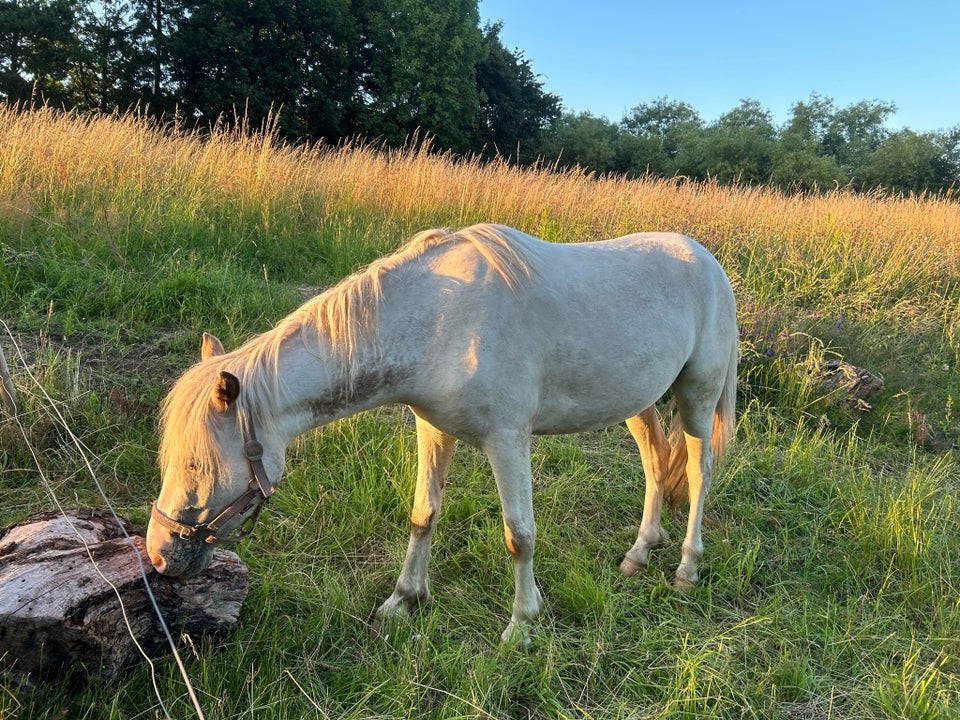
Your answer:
0;508;248;685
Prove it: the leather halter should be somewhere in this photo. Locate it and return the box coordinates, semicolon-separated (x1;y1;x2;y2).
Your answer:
150;422;275;545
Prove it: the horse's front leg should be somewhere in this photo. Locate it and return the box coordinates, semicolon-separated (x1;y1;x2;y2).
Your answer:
375;416;456;626
483;430;543;644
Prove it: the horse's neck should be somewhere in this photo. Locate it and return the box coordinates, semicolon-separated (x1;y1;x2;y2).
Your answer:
268;327;409;442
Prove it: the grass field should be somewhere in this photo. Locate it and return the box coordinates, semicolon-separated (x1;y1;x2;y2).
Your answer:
1;105;959;719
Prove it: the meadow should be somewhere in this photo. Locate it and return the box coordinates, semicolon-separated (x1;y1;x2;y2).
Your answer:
1;105;959;719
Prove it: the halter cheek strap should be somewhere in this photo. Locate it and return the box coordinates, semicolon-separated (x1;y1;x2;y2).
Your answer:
151;423;276;545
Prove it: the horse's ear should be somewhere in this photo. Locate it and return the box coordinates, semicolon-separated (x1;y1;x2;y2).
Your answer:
213;371;240;410
201;332;226;360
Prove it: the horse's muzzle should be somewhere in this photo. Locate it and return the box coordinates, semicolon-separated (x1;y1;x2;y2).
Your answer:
146;521;214;577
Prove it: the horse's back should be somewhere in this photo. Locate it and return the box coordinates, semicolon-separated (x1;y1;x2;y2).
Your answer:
548;231;729;294
525;231;734;343
403;228;736;438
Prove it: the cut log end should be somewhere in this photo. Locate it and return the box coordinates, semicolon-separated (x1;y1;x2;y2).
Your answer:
0;508;249;686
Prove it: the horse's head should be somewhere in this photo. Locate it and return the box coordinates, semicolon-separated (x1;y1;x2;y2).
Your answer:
147;333;281;577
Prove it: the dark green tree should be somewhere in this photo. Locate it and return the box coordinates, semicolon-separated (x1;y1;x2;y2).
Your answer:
685;99;777;184
353;0;483;150
782;93;835;146
167;0;358;139
769;131;846;191
860;128;959;194
538;111;622;173
474;22;560;161
0;0;77;105
68;0;143;111
821;98;897;181
939;127;960;192
127;0;183;113
770;95;846;191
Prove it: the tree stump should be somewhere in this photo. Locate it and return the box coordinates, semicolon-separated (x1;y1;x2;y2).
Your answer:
0;508;249;685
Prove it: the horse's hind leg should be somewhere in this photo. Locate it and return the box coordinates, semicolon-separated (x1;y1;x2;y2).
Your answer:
672;378;720;591
620;406;672;576
673;431;711;590
375;416;456;626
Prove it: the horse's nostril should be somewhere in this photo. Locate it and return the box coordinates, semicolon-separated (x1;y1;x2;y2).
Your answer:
148;549;167;574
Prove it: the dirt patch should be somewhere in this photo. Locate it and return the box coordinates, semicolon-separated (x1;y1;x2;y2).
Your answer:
0;326;198;418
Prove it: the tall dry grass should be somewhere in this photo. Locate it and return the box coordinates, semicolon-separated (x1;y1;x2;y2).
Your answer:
3;104;957;258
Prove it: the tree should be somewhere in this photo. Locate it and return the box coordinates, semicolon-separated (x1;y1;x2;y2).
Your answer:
782;93;835;146
538;111;621;173
686;99;776;184
821;98;897;181
769;130;846;191
68;0;142;111
771;95;846;191
352;0;484;151
619;97;702;176
0;0;77;105
128;0;182;113
167;0;359;139
860;129;959;194
938;127;960;192
474;22;560;161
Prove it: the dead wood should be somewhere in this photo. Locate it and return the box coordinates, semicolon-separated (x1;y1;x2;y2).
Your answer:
818;359;884;412
0;341;16;417
0;508;248;685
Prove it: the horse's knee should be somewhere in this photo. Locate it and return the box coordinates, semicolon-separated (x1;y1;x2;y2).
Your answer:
410;513;436;539
504;524;535;558
410;505;437;532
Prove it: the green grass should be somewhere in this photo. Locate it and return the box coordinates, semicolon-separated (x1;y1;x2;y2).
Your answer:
2;107;959;719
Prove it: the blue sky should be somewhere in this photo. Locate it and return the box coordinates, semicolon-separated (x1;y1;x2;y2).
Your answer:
478;0;960;133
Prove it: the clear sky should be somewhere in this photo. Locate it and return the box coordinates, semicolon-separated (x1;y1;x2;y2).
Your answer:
478;0;960;133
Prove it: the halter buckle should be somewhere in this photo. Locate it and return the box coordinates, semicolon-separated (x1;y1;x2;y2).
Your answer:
244;439;264;462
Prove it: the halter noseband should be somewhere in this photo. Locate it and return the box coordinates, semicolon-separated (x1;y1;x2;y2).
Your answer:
151;422;275;545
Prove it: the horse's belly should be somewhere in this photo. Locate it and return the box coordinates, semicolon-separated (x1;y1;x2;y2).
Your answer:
530;389;657;435
527;340;686;435
532;410;631;435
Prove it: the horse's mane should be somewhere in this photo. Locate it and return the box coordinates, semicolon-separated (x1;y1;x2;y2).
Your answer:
290;222;538;368
158;224;539;477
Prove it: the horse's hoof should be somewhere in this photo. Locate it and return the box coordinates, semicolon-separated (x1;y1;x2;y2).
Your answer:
672;575;697;593
500;621;533;647
619;555;646;577
371;611;398;640
673;560;699;592
372;592;416;637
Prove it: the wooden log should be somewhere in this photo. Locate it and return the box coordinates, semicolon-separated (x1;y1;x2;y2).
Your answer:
0;508;248;685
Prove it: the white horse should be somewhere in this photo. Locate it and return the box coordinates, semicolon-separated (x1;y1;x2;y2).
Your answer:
146;223;738;642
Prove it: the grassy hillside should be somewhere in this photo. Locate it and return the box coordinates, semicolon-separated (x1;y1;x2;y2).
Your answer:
1;105;959;719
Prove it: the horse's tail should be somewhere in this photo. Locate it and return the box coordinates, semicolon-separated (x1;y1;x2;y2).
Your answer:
663;343;738;508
